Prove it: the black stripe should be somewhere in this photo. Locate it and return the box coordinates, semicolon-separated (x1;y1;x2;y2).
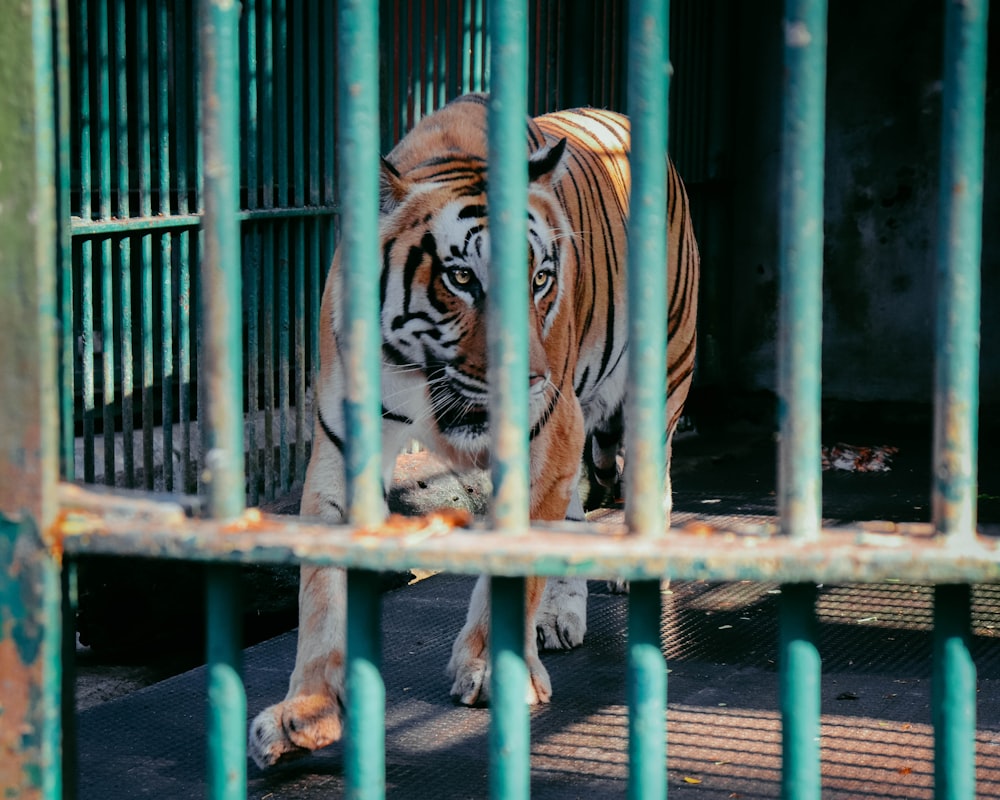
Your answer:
317;404;345;453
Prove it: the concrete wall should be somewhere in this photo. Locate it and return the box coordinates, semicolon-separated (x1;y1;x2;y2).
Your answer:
712;0;998;410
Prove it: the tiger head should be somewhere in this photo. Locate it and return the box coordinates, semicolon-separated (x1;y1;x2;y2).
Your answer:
372;112;578;467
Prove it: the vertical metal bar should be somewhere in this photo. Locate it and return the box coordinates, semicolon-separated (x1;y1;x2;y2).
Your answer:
933;584;977;799
778;0;826;542
179;231;194;492
488;0;530;534
338;0;382;527
0;0;62;794
338;2;384;797
490;577;530;800
346;570;385;800
78;0;97;483
157;0;174;491
487;3;530;798
779;583;821;800
200;2;247;797
61;561;78;799
176;0;192;214
278;220;291;491
136;0;156;489
97;1;116;486
244;0;260;504
205;565;246;800
55;0;74;481
627;581;666;800
933;0;987;542
115;0;135;487
624;0;669;539
275;0;291;489
260;0;276;502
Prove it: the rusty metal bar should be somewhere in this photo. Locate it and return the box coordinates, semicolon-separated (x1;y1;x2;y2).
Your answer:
199;2;248;797
627;580;667;800
0;1;63;795
932;0;987;542
778;0;826;542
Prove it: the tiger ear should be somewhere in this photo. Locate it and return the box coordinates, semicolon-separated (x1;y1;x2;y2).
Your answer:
528;137;568;185
379;156;408;214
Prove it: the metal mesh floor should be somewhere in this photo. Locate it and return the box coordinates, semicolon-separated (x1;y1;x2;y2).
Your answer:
76;573;1000;799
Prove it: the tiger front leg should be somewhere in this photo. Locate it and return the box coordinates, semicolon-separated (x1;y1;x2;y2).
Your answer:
249;565;347;767
447;575;552;706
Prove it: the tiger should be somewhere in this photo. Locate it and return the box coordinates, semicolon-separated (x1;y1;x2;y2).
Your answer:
249;93;699;768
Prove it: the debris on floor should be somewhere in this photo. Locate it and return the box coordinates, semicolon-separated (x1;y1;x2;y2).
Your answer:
821;443;899;473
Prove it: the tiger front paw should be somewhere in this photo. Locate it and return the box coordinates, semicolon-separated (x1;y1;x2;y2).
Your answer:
535;577;588;650
248;692;343;769
447;652;552;707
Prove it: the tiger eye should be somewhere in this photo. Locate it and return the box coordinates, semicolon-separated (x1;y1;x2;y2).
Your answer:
534;270;552;289
452;268;472;285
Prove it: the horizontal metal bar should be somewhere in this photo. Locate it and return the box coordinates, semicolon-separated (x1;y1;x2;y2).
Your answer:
57;484;1000;583
70;205;341;235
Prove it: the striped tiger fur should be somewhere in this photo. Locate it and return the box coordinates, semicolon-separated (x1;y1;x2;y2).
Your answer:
249;93;699;768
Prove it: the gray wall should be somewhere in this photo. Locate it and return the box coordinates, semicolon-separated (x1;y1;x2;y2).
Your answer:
707;0;998;411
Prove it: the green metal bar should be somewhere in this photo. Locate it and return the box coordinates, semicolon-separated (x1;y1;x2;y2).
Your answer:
346;569;386;800
490;576;530;800
55;0;73;481
279;220;291;491
338;0;383;528
175;0;192;214
81;241;96;482
61;560;78;799
933;584;977;799
933;0;987;542
244;0;258;210
96;1;116;485
778;0;826;542
119;235;135;486
627;580;666;800
324;1;335;207
179;231;194;492
115;0;135;487
487;4;531;798
487;0;530;533
275;0;288;205
262;226;276;501
78;0;96;480
246;227;260;506
162;231;175;491
136;0;155;489
779;583;821;800
294;220;306;480
100;236;116;486
338;3;383;794
200;0;246;518
200;3;247;797
156;0;174;490
0;1;62;795
205;565;246;800
624;0;669;538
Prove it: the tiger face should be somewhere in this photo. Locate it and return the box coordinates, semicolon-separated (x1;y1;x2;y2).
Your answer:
374;137;577;465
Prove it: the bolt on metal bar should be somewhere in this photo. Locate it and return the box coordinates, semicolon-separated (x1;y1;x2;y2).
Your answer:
627;581;667;800
933;584;977;799
778;0;826;542
779;583;821;800
199;2;248;797
0;0;62;795
625;0;669;539
337;1;385;797
933;0;987;542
